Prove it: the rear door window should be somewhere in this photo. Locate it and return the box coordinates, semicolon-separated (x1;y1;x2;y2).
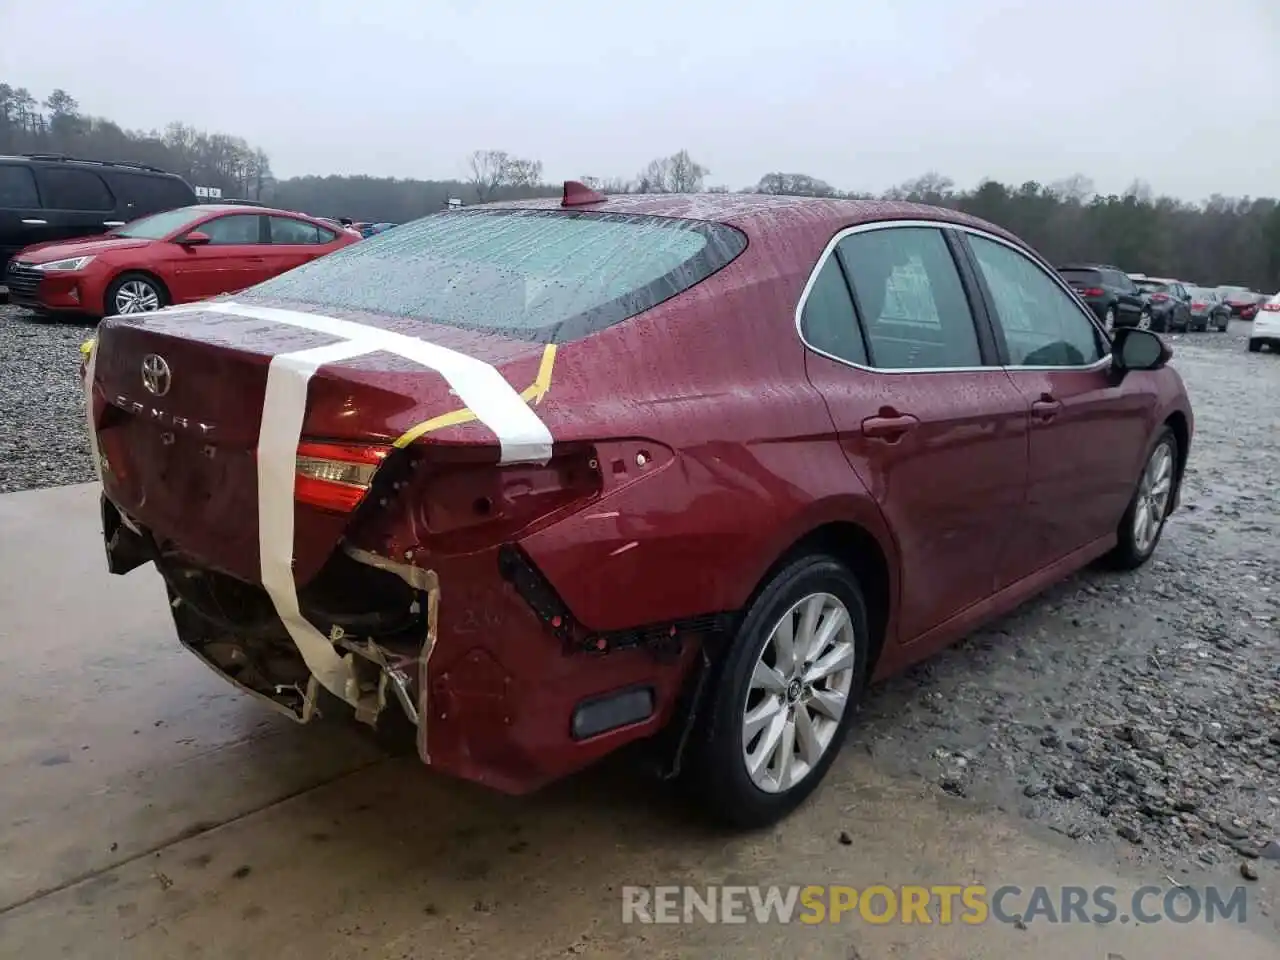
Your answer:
112;173;197;216
240;209;748;343
0;165;40;207
268;216;326;244
37;168;115;211
836;226;983;369
800;255;868;365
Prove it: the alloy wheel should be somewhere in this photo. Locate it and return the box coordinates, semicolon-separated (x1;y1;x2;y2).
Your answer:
1133;441;1174;556
742;592;855;794
115;280;161;314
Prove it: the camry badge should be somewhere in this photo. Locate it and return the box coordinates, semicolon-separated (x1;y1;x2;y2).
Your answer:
141;354;172;397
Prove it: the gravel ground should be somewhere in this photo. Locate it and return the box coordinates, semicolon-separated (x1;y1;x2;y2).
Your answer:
0;304;97;492
1;302;1277;878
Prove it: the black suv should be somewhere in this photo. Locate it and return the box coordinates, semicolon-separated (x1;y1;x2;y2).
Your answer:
1056;263;1150;331
0;154;197;273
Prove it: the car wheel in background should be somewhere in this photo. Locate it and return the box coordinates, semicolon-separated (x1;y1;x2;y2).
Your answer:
1138;308;1152;330
105;272;168;317
683;554;869;828
1104;306;1116;331
1104;427;1178;571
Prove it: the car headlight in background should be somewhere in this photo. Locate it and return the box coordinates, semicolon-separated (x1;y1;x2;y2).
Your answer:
34;255;95;272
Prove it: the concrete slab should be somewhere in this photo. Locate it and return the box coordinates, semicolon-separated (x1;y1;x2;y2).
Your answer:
1;483;1277;959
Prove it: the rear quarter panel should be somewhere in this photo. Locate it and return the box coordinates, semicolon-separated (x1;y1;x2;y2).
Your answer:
515;223;899;631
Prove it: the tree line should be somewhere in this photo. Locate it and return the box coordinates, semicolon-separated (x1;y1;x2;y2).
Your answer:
2;82;1277;291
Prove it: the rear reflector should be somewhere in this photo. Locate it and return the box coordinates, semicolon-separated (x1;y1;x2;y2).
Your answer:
295;441;390;513
570;686;655;740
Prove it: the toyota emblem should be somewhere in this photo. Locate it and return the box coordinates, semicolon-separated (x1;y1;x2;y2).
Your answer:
141;354;172;396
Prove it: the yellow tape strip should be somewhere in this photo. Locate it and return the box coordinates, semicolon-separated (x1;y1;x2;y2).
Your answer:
80;338;96;358
392;343;557;449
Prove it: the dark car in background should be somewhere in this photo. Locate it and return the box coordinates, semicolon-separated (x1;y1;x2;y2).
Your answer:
1132;277;1193;332
1185;286;1231;332
0;154;196;274
1056;263;1149;331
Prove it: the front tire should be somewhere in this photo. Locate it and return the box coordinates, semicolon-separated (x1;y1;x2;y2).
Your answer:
104;272;167;318
1104;428;1177;571
683;555;869;829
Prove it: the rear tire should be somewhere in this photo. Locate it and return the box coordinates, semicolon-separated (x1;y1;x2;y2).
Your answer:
682;554;869;829
1248;339;1263;353
1104;428;1177;571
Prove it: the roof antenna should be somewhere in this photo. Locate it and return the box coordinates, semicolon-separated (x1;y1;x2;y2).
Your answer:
562;180;606;207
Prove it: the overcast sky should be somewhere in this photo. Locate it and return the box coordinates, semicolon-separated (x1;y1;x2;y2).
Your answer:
3;0;1277;199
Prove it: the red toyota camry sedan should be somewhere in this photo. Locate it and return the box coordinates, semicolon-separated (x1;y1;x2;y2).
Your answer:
7;204;357;319
83;185;1193;827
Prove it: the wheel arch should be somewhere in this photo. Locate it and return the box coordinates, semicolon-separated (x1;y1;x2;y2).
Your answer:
742;516;895;677
1162;409;1190;512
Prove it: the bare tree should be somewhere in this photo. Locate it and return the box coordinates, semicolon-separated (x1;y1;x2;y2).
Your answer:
1048;174;1095;203
467;149;543;201
754;172;835;197
635;149;709;193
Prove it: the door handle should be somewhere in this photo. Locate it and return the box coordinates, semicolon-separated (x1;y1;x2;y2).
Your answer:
245;256;266;263
103;221;125;227
1031;394;1062;422
861;411;920;441
21;219;47;225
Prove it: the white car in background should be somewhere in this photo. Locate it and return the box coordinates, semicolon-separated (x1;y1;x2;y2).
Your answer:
1250;293;1280;353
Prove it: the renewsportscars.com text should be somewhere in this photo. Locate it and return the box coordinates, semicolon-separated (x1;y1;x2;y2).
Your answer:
621;884;1249;926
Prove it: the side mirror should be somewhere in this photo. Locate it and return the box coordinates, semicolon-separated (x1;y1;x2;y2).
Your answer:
1112;327;1171;373
178;231;210;247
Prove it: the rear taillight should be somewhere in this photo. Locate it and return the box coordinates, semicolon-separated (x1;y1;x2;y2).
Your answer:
295;441;390;513
1262;302;1280;313
1192;302;1206;310
1151;293;1169;302
1082;287;1104;297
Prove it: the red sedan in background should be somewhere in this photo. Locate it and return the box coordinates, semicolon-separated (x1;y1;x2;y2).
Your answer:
6;204;357;319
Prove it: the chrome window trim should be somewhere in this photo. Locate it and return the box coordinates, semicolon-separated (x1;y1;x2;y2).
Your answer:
793;218;1112;375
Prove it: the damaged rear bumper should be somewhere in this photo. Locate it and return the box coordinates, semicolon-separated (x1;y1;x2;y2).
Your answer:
101;493;710;795
102;492;436;734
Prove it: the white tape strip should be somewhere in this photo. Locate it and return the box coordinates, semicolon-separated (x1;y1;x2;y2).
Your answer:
232;299;553;710
259;339;376;703
203;300;554;464
100;299;554;713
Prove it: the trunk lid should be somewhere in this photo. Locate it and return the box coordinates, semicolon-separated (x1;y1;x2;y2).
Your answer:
90;299;548;585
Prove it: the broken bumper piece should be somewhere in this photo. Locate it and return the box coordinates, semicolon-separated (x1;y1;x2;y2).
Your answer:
101;493;436;734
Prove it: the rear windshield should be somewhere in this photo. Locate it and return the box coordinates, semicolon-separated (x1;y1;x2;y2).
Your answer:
1135;281;1169;294
1058;268;1102;284
239;208;748;343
